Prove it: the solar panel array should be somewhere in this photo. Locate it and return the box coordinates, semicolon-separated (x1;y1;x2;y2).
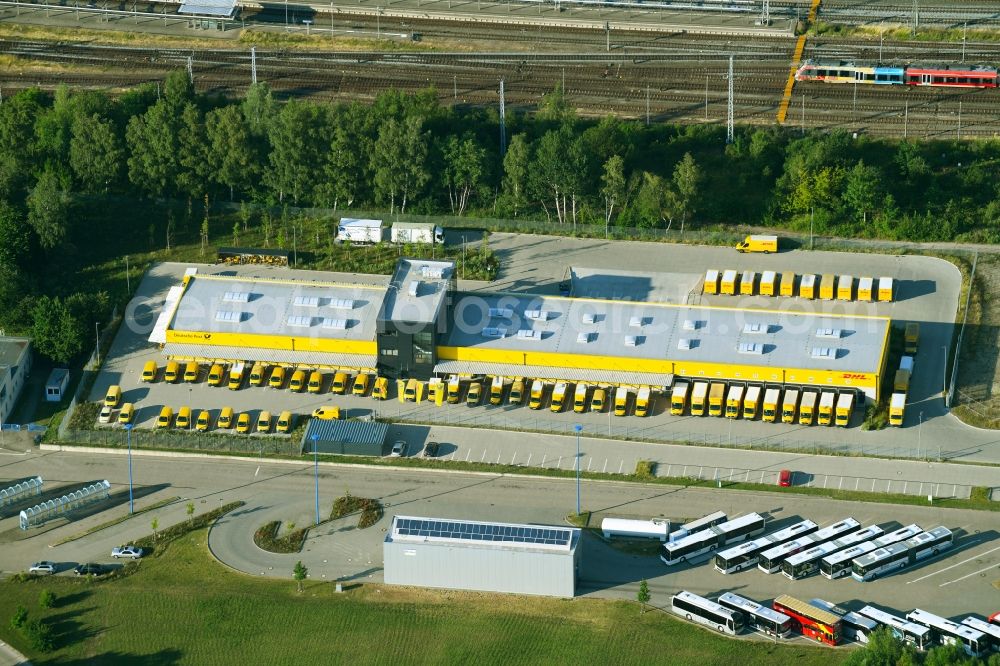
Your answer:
393;517;572;549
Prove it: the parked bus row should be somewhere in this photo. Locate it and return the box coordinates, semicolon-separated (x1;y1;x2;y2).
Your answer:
704;269;895;303
670;380;858;427
670;590;999;655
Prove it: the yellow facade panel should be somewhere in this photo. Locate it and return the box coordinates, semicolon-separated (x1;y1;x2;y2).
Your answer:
165;329;377;356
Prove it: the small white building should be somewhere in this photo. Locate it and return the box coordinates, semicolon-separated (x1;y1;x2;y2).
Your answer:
384;515;581;598
44;368;70;403
0;337;32;423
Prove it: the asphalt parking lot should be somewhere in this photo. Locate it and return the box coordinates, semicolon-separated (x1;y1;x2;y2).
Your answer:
85;232;991;464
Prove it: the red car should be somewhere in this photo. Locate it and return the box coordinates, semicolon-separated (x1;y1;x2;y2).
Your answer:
778;469;793;487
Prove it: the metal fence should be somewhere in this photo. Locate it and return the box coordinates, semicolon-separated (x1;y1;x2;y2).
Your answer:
59;426;302;457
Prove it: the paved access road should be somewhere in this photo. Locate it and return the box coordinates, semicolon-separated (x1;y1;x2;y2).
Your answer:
1;449;996;623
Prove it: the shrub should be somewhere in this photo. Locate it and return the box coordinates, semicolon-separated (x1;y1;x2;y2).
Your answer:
332;493;383;529
253;521;309;554
9;605;28;631
38;590;56;609
970;486;991;502
358;500;383;529
634;460;656;480
23;618;54;652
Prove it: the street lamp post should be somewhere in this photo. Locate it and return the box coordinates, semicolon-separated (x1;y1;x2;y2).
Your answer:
124;423;134;514
312;434;320;526
574;424;583;516
917;411;923;458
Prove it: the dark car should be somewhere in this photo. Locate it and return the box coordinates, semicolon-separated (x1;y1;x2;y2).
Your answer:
423;441;440;458
74;563;106;576
778;469;793;487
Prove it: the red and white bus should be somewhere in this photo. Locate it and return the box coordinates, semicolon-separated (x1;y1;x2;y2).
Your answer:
773;594;841;646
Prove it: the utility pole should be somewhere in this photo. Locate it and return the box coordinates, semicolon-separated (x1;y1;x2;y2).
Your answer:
704;73;708;120
499;78;507;157
903;101;908;138
879;27;884;63
605;21;610;52
912;0;918;35
726;55;734;144
95;321;101;365
957;101;962;140
962;23;966;62
187;55;193;84
853;80;857;116
759;0;769;25
453;75;457;101
251;46;257;85
645;85;650;126
801;93;805;135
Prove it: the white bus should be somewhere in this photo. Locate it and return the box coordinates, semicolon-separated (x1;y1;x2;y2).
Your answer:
820;524;922;580
808;599;878;644
713;519;818;574
961;617;1000;653
667;511;727;543
851;526;953;582
858;606;933;651
758;518;860;574
660;513;766;566
717;592;792;638
781;525;884;580
907;609;989;658
670;591;745;635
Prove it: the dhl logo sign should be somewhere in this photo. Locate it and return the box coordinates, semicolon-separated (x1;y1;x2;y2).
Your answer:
841;373;868;380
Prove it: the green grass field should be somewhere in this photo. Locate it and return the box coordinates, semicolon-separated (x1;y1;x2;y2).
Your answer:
0;528;844;665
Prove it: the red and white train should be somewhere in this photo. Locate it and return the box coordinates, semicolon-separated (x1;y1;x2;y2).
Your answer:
795;60;998;88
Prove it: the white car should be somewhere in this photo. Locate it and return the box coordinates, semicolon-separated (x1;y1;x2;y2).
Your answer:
389;440;407;457
29;561;56;575
111;545;144;559
98;405;114;424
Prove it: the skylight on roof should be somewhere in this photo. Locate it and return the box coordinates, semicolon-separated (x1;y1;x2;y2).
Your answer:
294;296;320;308
223;291;250;303
286;315;313;328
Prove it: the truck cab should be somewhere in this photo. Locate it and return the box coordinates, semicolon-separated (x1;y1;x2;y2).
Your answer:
634;387;651;417
591;387;607;413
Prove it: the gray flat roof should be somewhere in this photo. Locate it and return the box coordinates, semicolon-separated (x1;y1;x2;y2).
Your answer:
570;267;702;304
171;275;384;343
379;259;453;325
443;293;888;373
0;337;30;368
178;0;235;16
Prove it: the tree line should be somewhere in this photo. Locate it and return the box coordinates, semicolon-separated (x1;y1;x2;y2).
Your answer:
2;71;1000;361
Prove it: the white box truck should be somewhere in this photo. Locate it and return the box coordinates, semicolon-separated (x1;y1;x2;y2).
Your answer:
391;222;445;245
337;218;384;244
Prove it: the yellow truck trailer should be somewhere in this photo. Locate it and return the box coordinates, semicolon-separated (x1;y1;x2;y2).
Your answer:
670;382;690;416
818;391;836;425
725;384;744;419
690;381;708;416
781;388;799;424
780;272;795;297
760;271;777;297
904;322;920;354
835;393;854;427
635;387;651;417
857;277;874;301
704;269;720;295
762;387;781;423
889;392;906;426
878;277;894;302
799;390;819;425
736;234;778;253
894;369;911;393
739;270;756;296
799;274;816;300
837;275;854;301
743;385;761;420
708;382;726;417
721;270;738;295
819;274;835;300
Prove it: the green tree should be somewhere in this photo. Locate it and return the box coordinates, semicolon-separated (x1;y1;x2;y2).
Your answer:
38;589;56;609
177;104;210;199
186;502;195;525
843;160;882;225
635;172;667;229
126;100;183;198
317;109;370;209
206;105;259;200
532;125;575;224
264;101;330;204
538;82;574;123
26;167;72;250
600;155;625;237
0;89;44;198
30;296;83;364
293;560;308;593
372;115;430;214
70;114;124;193
636;580;650;614
241;82;278;138
151;517;159;540
843;627;917;666
442;134;487;216
671;152;702;232
9;605;28;631
501;133;531;217
0;201;33;269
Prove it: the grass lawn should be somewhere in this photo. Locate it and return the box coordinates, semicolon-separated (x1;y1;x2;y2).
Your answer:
0;527;844;665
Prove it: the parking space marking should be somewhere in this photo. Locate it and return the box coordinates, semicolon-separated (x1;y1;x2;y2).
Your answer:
618;460;624;474
939;562;1000;587
906;541;996;583
602;459;607;473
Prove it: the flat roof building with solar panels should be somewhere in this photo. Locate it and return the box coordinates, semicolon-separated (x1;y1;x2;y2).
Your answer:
383;516;582;598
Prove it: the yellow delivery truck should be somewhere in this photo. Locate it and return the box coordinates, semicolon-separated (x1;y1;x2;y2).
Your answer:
760;271;777;297
857;277;873;301
878;277;894;302
799;274;816;300
635;387;651;417
740;270;756;296
799;390;819;425
708;382;726;417
725;384;744;419
670;382;690;416
904;322;920;354
889;393;906;427
835;393;854;427
735;234;778;253
818;391;836;426
690;382;708;416
762;387;781;423
780;272;795;297
721;270;738;295
781;388;799;424
704;269;720;295
743;385;761;420
819;274;836;300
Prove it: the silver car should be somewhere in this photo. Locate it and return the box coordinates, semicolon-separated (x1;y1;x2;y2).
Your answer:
111;545;144;559
29;561;56;575
389;440;407;457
